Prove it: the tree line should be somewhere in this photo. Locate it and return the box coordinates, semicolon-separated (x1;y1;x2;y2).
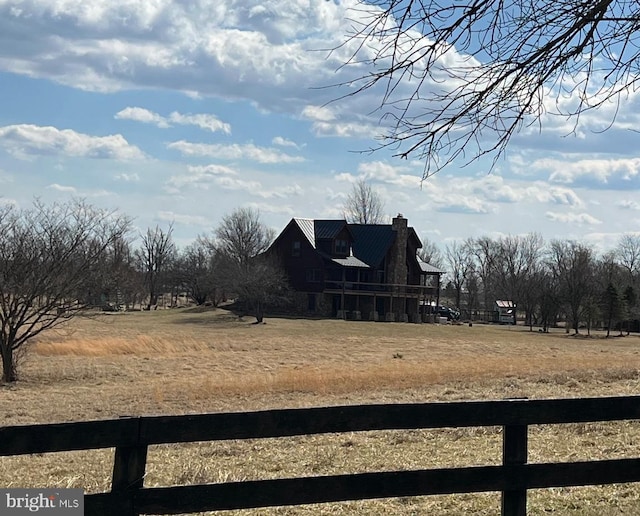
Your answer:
0;181;389;383
0;200;284;383
2;197;638;383
428;234;640;336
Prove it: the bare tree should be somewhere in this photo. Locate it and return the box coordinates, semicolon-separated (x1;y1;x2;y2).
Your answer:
466;236;499;311
493;234;545;329
417;237;444;269
338;1;640;176
109;236;146;310
215;208;286;322
547;240;595;334
215;208;274;267
617;234;640;279
0;200;131;383
343;179;385;224
92;234;142;310
136;224;176;309
445;241;473;311
231;255;289;323
612;235;640;333
537;268;561;333
176;240;222;306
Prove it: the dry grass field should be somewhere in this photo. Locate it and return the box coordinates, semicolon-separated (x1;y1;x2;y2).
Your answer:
3;307;640;514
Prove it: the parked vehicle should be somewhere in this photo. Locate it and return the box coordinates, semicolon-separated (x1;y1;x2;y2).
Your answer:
436;305;460;321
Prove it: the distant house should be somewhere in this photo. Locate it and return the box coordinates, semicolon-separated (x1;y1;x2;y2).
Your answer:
267;214;444;321
494;300;517;324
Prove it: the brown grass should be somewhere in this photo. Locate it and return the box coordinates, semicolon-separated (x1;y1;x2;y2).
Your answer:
3;308;640;514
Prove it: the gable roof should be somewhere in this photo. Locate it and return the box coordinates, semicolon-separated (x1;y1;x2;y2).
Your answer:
290;218;352;249
348;224;396;268
314;220;348;240
293;218;316;249
273;217;423;269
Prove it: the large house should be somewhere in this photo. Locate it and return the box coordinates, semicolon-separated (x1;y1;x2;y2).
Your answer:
268;214;444;321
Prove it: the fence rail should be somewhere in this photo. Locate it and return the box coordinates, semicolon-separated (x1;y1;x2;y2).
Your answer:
3;396;640;515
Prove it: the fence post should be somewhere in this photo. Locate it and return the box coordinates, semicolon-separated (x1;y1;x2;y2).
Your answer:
501;424;528;516
111;417;148;516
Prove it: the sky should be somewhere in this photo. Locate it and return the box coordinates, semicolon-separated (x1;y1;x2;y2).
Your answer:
0;0;639;254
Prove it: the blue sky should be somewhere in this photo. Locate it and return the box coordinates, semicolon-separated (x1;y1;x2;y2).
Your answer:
0;0;639;253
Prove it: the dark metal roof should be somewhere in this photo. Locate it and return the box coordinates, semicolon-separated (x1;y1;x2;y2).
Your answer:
280;217;423;270
314;220;348;240
348;224;395;268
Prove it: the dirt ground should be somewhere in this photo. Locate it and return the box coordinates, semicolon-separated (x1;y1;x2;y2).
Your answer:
2;308;640;514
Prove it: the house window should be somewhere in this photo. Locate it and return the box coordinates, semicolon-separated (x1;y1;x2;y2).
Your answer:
335;239;348;255
306;268;321;283
292;240;301;257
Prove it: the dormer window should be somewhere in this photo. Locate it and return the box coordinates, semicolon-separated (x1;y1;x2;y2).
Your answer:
335;239;348;255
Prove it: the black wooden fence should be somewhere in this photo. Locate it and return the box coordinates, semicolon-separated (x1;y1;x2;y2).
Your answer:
2;396;640;515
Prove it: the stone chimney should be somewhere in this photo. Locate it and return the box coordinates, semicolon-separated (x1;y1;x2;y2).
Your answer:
388;214;408;286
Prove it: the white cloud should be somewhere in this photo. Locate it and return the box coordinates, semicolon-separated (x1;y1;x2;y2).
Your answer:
532;184;583;207
536;185;584;207
166;164;238;190
115;107;169;128
336;161;423;188
457;175;583;207
301;104;382;139
434;194;494;214
214;176;262;192
272;136;299;148
167;141;305;164
530;156;640;187
115;172;141;182
246;202;295;215
617;199;640;211
0;169;13;183
188;164;237;176
257;183;304;199
0;0;488;149
302;105;336;123
545;212;602;225
212;176;303;199
0;124;145;160
582;232;628;253
46;183;112;198
3;0;638;162
47;183;77;193
115;107;231;133
167;112;231;134
469;175;521;203
0;0;358;108
165;163;305;201
157;211;210;227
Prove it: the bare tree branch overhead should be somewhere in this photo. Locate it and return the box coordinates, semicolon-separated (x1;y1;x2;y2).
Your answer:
336;0;640;177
